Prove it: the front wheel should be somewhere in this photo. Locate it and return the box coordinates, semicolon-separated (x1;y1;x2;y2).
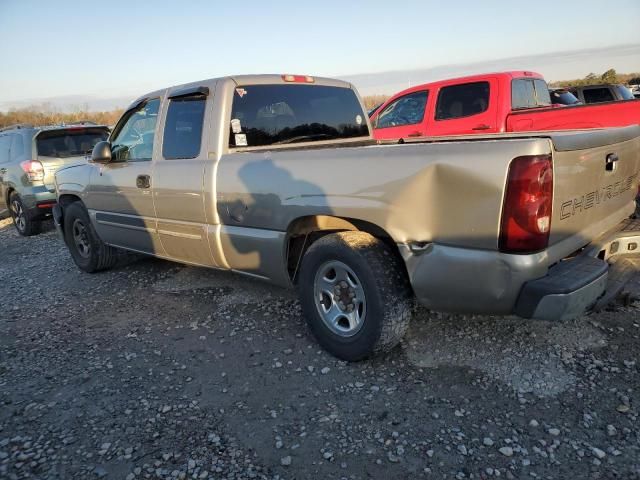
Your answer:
298;231;413;361
63;202;118;273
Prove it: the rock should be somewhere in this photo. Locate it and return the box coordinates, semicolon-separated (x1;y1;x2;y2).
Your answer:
591;447;606;459
483;437;494;447
548;428;560;436
94;466;108;478
499;446;513;457
529;419;539;427
280;456;292;466
607;425;617;436
321;367;330;375
616;404;630;413
323;451;334;460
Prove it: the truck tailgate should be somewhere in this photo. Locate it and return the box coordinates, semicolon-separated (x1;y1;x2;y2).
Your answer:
549;125;640;249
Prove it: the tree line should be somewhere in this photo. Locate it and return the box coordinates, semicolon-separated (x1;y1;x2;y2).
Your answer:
0;104;123;129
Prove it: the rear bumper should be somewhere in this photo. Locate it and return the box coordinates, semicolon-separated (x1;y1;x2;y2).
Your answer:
401;216;640;321
512;216;640;320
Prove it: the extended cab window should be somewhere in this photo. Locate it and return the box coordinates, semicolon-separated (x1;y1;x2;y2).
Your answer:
583;88;614;103
229;84;369;147
512;79;551;109
10;134;25;161
435;82;489;120
375;91;428;129
110;99;160;161
163;95;206;159
614;85;634;100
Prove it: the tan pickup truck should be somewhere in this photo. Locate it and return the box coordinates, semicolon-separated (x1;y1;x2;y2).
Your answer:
53;74;640;361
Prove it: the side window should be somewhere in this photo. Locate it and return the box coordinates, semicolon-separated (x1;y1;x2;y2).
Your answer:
0;135;11;164
583;88;614;103
110;98;160;162
435;82;490;120
162;95;206;159
375;91;428;129
512;79;536;109
10;134;25;162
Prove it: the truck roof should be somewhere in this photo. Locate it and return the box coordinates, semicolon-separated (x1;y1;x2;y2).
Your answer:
382;70;544;99
125;74;355;112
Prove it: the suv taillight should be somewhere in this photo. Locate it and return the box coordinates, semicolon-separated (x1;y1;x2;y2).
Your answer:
499;155;553;253
20;160;45;183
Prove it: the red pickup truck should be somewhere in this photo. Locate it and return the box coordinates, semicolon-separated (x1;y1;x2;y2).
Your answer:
370;71;640;140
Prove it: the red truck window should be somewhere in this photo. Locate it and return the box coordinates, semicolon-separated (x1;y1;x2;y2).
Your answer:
512;79;551;110
435;82;489;120
375;91;428;129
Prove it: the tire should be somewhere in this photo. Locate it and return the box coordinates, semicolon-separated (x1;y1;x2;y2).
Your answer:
9;192;42;237
298;231;413;361
63;202;118;273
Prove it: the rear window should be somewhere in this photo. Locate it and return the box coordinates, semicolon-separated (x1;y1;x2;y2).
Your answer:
228;84;369;148
36;128;109;158
435;82;489;120
163;96;206;159
583;88;614;103
512;78;552;109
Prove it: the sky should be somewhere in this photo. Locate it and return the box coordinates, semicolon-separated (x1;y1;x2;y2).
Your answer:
0;0;639;110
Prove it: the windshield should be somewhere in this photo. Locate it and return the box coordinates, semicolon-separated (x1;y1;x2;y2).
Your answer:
550;90;580;105
615;85;635;100
229;84;369;148
37;128;109;158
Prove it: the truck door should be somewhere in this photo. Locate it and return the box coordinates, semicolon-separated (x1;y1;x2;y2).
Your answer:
372;90;429;140
428;79;498;135
86;98;162;255
152;87;217;267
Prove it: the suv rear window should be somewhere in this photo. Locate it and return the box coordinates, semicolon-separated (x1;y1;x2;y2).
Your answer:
229;84;369;147
36;128;109;158
583;88;614;103
435;82;490;120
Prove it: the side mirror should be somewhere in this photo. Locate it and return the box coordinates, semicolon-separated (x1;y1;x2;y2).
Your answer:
91;141;112;164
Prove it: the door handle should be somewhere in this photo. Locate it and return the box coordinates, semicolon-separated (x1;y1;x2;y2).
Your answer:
472;124;491;131
407;131;423;137
605;153;619;172
136;174;151;189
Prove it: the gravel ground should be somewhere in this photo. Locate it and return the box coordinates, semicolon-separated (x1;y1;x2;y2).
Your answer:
0;217;639;480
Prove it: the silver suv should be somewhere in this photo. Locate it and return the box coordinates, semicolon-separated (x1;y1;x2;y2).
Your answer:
0;123;109;235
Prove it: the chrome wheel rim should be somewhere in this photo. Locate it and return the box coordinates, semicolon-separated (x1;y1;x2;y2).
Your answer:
313;260;366;337
72;219;91;258
10;199;26;232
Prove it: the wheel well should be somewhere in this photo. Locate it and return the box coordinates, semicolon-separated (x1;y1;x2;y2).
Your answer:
285;215;405;283
58;194;82;208
5;187;15;206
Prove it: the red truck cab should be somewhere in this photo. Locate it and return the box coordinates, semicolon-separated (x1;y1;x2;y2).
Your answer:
370;71;640;140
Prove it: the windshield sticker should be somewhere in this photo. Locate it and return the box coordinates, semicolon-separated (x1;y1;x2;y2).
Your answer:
355;114;363;125
234;133;248;147
235;88;247;98
231;118;242;134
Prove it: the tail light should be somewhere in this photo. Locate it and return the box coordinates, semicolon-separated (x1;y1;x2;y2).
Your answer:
499;155;553;253
20;160;45;183
281;74;315;83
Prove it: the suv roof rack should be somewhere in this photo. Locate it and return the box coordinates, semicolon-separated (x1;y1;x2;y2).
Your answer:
0;123;35;132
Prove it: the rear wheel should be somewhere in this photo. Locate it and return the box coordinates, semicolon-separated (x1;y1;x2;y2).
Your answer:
9;192;41;237
63;202;118;272
298;231;413;361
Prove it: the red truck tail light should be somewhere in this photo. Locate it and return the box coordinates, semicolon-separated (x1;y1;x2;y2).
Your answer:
499;155;553;253
281;74;315;83
20;160;45;182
